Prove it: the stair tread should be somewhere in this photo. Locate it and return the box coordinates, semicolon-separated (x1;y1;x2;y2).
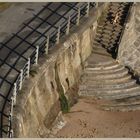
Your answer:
84;68;128;76
101;90;140;100
81;75;132;84
80;79;136;88
86;61;120;69
101;104;140;112
85;66;125;73
79;87;140;100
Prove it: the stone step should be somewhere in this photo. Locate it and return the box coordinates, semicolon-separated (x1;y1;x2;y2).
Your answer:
97;24;123;31
96;31;119;38
104;44;117;50
85;65;125;74
96;29;112;35
108;8;127;14
98;20;123;26
79;86;140;99
92;44;106;50
84;67;128;76
100;89;140;100
79;83;140;92
100;42;117;49
79;80;136;90
97;26;122;33
82;74;131;84
86;59;116;66
95;38;117;46
83;70;128;80
100;95;140;111
115;94;140;103
95;35;118;43
82;74;131;83
96;33;119;41
96;29;121;36
101;104;140;112
85;61;120;70
92;46;107;52
97;23;123;30
108;8;125;14
108;5;127;11
99;15;125;25
122;4;131;9
92;43;110;53
93;40;102;46
107;5;122;10
96;30;119;37
80;83;139;93
105;98;140;107
92;49;111;57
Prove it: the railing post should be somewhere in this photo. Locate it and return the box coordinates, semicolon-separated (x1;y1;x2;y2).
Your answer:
26;58;30;78
66;16;71;35
95;2;98;8
86;2;90;17
19;69;23;90
7;94;15;138
45;36;49;55
34;45;39;65
56;26;61;44
11;97;14;115
7;115;11;135
76;7;81;26
13;83;17;105
10;129;13;138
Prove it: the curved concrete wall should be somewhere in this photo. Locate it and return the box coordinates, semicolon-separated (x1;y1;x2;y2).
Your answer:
118;3;140;75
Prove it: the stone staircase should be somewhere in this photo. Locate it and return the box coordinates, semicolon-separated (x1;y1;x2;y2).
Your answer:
93;2;132;58
79;53;140;112
78;2;140;112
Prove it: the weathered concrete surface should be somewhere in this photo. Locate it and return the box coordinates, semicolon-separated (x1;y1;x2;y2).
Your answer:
0;3;45;42
12;4;107;138
118;3;140;75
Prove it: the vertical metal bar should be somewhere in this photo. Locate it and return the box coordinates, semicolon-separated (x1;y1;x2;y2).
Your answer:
66;16;71;35
7;92;15;138
26;58;30;78
86;2;90;17
10;129;13;138
10;99;13;118
8;96;15;137
76;7;81;26
13;83;17;105
34;45;39;65
95;2;98;8
7;115;11;134
45;36;49;55
56;26;61;44
19;69;23;90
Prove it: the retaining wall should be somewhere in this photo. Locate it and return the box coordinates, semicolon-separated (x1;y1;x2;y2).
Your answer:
118;3;140;75
12;3;106;137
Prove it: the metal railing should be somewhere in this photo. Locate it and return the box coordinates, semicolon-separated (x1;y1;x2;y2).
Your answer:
0;2;97;138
